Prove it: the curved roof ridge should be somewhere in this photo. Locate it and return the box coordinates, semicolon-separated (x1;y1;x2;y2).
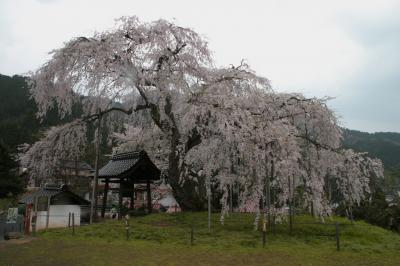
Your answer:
111;150;145;161
99;150;160;179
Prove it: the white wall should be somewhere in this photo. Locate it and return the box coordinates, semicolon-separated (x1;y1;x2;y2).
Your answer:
34;210;47;231
31;205;81;231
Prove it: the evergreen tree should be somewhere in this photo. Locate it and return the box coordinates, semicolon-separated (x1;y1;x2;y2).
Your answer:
0;141;23;198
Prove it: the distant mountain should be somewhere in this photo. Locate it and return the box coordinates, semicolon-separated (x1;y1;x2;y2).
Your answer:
0;74;84;152
342;129;400;170
0;74;40;151
0;73;111;166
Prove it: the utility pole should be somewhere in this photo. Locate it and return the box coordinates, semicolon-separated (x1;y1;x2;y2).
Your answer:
207;176;211;233
90;113;102;224
229;183;233;214
265;142;271;228
288;175;293;234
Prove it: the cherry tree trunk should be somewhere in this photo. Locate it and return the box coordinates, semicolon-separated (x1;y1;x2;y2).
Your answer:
167;130;207;211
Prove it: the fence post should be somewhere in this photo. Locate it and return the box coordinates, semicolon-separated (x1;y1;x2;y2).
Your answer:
72;213;75;236
262;218;267;248
46;196;50;230
335;222;340;251
19;215;23;233
272;216;276;234
190;223;194;246
288;176;293;235
68;212;71;228
125;215;130;240
0;219;3;240
31;215;37;237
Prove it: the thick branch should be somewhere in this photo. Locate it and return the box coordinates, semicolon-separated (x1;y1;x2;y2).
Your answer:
185;129;202;152
82;104;151;122
295;134;338;152
155;43;187;71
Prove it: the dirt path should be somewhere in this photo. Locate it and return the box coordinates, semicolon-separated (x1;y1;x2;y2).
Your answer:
0;237;38;248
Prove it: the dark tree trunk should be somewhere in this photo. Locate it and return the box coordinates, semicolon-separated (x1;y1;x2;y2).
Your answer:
159;94;207;211
167;128;207;211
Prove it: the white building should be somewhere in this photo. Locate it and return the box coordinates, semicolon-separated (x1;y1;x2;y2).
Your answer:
19;184;90;231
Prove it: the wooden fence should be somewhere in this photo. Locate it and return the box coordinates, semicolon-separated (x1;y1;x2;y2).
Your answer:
0;213;24;240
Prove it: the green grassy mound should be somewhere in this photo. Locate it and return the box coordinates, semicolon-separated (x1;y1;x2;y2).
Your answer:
1;212;399;265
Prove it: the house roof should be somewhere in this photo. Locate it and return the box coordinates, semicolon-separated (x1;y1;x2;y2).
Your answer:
19;185;90;205
99;151;142;177
98;150;160;180
59;160;93;171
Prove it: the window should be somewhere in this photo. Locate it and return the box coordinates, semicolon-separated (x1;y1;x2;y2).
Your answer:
36;196;49;211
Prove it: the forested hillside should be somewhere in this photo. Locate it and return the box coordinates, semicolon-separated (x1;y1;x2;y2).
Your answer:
0;74;111;163
1;73;399;227
343;129;400;170
1;73;399;167
0;74;69;152
0;74;40;150
2;73;399;170
342;128;400;195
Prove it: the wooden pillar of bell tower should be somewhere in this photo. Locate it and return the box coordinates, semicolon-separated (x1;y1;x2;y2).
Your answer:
146;177;152;213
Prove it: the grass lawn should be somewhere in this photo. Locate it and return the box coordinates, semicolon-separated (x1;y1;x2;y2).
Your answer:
1;212;399;265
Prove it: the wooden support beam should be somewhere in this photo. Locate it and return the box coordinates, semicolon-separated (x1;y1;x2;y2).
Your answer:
130;183;135;210
102;179;152;184
101;178;109;218
146;178;152;213
118;182;123;219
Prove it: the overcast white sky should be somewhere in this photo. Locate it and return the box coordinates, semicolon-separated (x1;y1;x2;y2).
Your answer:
0;0;399;133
